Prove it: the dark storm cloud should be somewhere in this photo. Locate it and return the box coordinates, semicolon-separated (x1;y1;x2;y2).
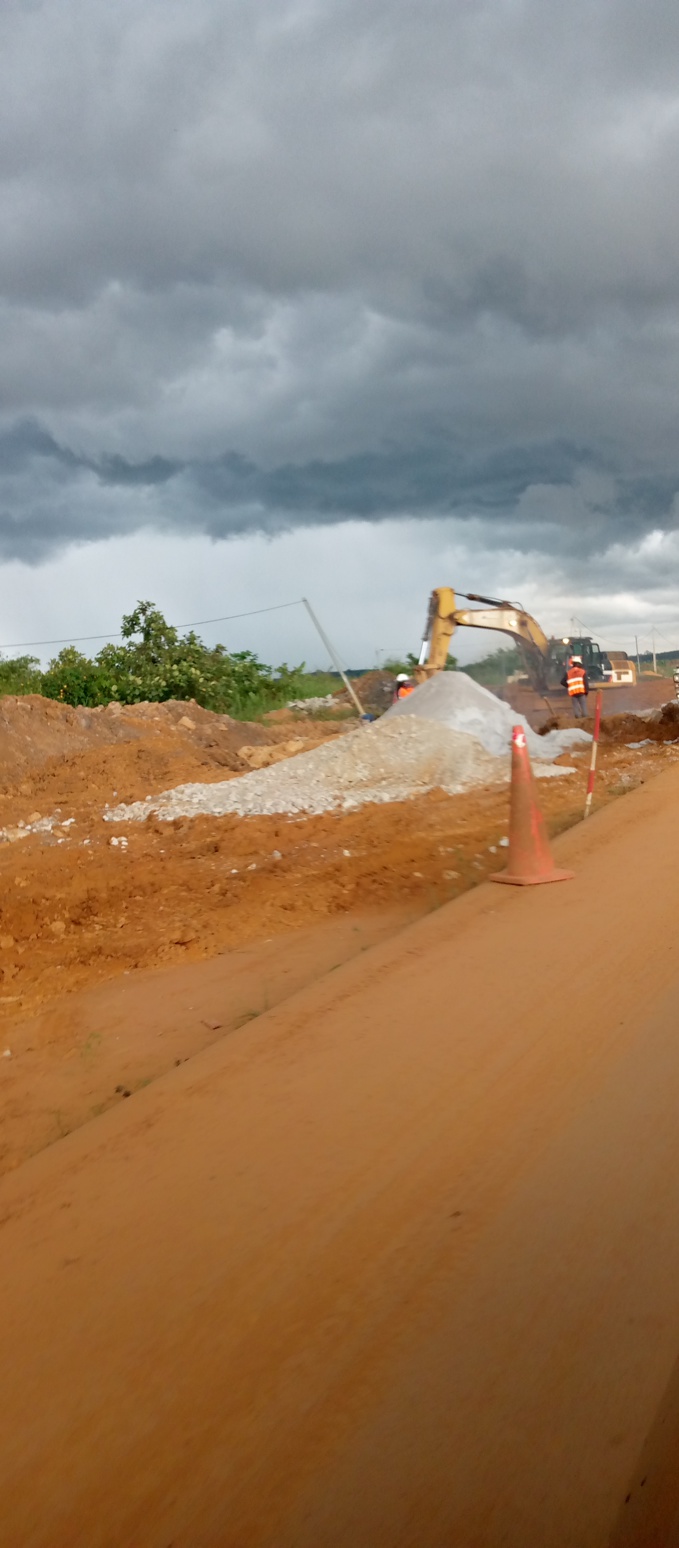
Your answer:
2;417;677;573
3;0;679;572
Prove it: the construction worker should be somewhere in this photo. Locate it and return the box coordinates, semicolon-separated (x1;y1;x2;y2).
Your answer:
394;673;415;701
561;654;589;717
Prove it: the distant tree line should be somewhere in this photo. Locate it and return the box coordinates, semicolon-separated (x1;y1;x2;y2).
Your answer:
381;647;520;684
0;607;527;716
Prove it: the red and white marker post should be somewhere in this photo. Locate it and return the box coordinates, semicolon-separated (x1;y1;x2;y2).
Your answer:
583;690;603;819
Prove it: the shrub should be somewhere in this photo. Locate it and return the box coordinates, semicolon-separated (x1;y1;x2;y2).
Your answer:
32;601;309;717
0;654;43;696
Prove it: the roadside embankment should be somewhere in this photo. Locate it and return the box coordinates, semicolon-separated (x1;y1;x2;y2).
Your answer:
2;765;679;1542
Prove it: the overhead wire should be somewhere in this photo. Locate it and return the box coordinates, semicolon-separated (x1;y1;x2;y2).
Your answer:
0;599;304;652
1;591;678;663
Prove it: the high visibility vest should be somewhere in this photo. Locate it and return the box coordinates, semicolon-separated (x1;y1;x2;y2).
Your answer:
566;666;586;696
396;684;415;699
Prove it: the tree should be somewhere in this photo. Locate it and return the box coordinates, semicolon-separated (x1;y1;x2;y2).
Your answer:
38;602;308;715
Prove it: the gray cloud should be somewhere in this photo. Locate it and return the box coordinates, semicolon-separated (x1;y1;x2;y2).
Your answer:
2;0;679;592
1;414;677;572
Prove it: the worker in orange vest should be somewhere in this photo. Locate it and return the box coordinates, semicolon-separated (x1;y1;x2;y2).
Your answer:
394;673;415;701
561;654;589;717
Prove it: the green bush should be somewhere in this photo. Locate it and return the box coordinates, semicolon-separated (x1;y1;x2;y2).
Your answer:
24;601;312;718
41;646;112;706
0;654;43;696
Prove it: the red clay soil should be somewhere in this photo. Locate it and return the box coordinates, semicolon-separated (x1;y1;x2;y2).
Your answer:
538;706;679;743
0;695;675;1176
0;695;664;1020
3;766;679;1542
0;907;418;1176
0;690;349;780
597;698;679;744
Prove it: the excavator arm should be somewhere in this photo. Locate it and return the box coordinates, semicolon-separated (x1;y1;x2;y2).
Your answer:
416;587;551;691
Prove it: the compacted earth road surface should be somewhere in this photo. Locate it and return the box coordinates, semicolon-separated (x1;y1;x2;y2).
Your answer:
1;693;679;1543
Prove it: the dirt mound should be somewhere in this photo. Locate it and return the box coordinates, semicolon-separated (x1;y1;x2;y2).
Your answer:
334;671;396;714
0;694;259;784
543;701;679;745
0;694;345;799
621;699;679;744
599;712;668;745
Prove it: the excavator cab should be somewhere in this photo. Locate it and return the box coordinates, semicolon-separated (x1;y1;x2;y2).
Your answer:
547;637;611;686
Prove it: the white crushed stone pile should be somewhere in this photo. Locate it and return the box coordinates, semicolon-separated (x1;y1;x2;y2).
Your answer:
385;671;591;759
105;716;574;824
286;693;337;711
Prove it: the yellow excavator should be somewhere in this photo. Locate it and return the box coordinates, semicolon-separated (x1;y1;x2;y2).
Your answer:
415;587;635;692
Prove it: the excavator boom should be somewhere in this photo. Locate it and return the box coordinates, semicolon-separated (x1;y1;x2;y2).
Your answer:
415;586;632;691
417;587;550;689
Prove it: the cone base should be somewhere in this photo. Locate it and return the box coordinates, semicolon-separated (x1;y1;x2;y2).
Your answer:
490;868;574;887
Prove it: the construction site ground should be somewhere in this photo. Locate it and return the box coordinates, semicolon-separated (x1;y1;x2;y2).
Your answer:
4;706;679;1542
499;672;672;724
0;688;676;1178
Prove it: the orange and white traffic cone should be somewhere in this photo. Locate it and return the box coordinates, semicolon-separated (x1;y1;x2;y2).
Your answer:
491;725;574;887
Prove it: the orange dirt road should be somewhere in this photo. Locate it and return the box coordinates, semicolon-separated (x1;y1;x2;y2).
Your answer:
3;770;679;1545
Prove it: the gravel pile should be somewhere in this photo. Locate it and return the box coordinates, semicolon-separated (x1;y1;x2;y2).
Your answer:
386;671;591;759
286;693;337;711
105;716;574;824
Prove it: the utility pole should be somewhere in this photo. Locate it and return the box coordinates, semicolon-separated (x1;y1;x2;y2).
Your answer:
652;628;657;674
301;597;365;720
635;635;641;676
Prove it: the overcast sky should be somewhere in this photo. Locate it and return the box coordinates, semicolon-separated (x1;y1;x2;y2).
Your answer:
2;0;679;667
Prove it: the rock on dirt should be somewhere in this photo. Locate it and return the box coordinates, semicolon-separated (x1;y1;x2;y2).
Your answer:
286;694;338;712
106;716;575;825
238;739;308;770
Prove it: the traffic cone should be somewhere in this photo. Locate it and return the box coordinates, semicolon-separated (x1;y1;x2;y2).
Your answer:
491;725;574;887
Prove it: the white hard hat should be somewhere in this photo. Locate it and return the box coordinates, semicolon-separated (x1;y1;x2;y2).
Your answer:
571;655;583;665
396;673;409;682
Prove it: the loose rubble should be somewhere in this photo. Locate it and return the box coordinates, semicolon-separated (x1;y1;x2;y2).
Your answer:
286;694;338;712
0;813;59;845
106;716;575;824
